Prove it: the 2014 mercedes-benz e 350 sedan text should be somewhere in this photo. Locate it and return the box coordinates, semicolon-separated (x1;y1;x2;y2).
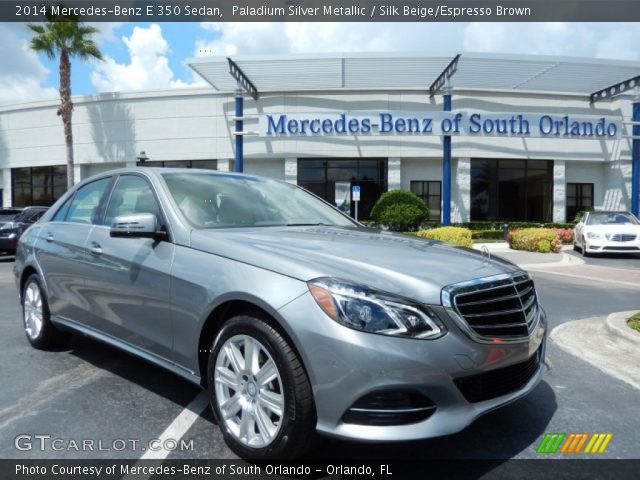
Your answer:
14;169;547;459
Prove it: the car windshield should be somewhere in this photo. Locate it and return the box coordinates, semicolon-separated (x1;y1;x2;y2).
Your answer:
587;212;639;225
162;172;356;228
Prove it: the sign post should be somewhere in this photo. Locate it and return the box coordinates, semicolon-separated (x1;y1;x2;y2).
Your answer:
352;185;361;222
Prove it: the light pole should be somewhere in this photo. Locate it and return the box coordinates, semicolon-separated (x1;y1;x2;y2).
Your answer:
136;150;149;167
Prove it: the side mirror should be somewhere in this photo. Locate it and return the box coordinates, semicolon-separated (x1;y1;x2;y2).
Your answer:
110;213;165;239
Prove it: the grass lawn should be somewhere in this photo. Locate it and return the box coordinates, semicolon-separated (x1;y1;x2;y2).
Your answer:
628;312;640;333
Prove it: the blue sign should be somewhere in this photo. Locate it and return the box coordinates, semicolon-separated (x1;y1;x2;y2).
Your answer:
259;111;622;139
352;185;361;202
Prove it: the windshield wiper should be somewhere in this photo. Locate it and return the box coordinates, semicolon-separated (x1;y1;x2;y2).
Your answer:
284;222;333;227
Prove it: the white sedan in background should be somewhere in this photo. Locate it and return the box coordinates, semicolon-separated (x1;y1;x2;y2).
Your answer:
574;211;640;256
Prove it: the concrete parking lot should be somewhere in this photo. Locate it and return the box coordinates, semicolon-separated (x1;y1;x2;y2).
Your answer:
1;252;639;465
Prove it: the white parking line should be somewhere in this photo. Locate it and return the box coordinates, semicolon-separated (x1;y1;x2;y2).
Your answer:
140;392;210;460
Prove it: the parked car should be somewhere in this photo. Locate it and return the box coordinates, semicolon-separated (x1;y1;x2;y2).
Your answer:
0;206;48;255
574;211;640;256
14;169;547;459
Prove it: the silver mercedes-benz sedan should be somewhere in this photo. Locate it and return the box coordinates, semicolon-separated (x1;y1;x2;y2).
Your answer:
14;168;546;459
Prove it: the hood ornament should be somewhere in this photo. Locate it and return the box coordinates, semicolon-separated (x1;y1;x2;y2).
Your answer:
481;245;491;264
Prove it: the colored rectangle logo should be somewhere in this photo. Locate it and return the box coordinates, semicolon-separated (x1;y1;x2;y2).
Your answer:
537;433;612;454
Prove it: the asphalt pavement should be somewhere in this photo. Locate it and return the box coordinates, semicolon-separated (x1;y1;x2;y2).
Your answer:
0;253;639;464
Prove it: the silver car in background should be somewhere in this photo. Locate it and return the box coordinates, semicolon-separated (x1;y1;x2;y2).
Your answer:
14;168;546;459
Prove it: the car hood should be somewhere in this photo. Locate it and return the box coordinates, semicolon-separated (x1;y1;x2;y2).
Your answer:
190;226;521;304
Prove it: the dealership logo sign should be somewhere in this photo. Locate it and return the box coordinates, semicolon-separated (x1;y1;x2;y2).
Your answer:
260;111;621;139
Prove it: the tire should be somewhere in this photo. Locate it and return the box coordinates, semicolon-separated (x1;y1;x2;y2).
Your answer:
573;242;579;252
22;274;71;349
208;313;316;459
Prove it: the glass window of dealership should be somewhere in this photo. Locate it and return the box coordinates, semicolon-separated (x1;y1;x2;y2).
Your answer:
5;157;591;224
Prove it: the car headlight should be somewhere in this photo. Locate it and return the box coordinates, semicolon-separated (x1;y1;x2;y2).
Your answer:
307;278;445;339
586;231;601;239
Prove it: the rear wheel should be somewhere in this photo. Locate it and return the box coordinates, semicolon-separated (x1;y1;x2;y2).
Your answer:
208;314;316;459
22;274;71;349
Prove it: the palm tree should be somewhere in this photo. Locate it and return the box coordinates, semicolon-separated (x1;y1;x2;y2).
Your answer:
28;11;102;189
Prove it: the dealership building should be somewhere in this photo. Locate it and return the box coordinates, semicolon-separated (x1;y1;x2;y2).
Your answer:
1;52;639;223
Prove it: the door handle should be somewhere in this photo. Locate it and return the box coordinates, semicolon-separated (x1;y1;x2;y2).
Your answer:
45;232;54;242
89;242;103;256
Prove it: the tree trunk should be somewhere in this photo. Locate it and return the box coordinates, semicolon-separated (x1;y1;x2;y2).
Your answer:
59;49;74;189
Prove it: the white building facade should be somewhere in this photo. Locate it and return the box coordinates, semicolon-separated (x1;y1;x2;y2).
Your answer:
1;53;638;223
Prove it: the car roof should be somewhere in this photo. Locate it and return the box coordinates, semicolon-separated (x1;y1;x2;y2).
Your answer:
77;167;269;189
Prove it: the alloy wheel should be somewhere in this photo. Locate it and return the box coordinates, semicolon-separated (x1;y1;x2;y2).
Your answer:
214;334;284;448
23;282;43;339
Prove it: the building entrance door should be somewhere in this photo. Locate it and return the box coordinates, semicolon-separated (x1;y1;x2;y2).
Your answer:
297;158;388;220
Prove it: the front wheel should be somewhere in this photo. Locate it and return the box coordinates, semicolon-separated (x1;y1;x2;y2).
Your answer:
22;274;71;349
208;314;316;459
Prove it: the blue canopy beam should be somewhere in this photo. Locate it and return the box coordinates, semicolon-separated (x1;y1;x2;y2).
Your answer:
429;54;460;98
591;74;640;217
227;58;259;173
227;58;259;100
590;74;640;104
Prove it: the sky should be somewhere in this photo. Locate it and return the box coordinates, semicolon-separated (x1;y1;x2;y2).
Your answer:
2;22;640;105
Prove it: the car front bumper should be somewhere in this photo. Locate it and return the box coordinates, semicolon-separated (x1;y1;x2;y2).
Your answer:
0;234;18;254
585;239;640;254
277;291;547;442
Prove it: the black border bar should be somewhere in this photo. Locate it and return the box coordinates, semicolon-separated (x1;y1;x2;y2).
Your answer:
5;1;640;22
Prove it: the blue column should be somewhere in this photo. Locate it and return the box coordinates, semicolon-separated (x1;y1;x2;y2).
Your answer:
632;100;640;217
235;88;244;173
442;87;452;226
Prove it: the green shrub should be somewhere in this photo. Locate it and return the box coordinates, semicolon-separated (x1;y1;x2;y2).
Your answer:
536;240;551;253
509;228;562;253
370;190;428;231
417;226;473;248
471;229;504;240
378;204;427;232
456;221;576;230
553;228;574;244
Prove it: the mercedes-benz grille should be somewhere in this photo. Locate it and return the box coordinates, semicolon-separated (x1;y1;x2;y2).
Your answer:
443;272;539;339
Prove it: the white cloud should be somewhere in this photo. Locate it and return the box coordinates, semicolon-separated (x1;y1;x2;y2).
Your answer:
462;22;640;61
88;22;124;45
593;24;640;60
195;22;640;63
0;24;57;105
196;22;466;56
462;23;587;57
91;24;203;92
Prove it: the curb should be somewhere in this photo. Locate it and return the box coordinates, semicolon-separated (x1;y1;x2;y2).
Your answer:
550;313;640;391
605;311;640;346
518;252;586;269
472;242;511;252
